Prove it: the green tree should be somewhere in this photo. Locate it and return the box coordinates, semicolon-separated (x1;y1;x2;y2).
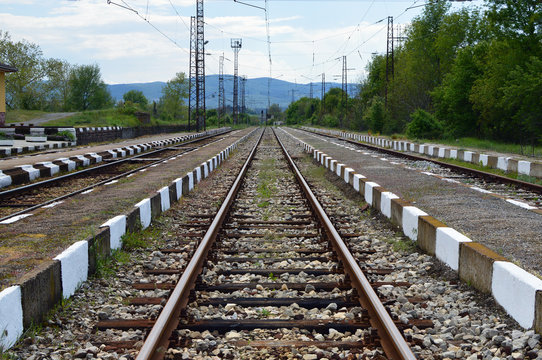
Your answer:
0;31;47;109
364;97;387;134
158;72;188;122
43;58;71;111
123;89;148;109
67;64;112;111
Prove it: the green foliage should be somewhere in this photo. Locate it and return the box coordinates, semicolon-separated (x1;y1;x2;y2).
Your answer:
67;64;113;111
55;130;75;141
43;108;139;127
406;109;443;139
123;90;148;108
0;132;12;140
364;97;387;134
158;72;188;123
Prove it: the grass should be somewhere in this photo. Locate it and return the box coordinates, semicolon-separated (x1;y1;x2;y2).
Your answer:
43;109;140;127
4;110;49;124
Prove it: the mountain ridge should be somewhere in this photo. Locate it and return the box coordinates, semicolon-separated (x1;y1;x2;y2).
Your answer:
107;76;356;110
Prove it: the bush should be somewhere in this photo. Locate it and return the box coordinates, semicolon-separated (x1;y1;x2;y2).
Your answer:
55;130;75;141
406;109;443;139
364;97;387;134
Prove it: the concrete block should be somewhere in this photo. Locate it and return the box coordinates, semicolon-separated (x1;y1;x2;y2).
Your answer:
36;162;60;176
530;162;542;178
187;172;194;191
0;286;23;349
336;163;343;177
479;154;488;166
19;260;62;328
380;192;399;218
100;215;127;250
344;167;353;184
487;156;498;168
195;166;202;183
508;159;518;173
330;160;337;172
463;151;473;162
135;198;151;229
174;178;183;201
16;165;40;181
449;149;457;159
352;174;366;193
435;227;472;271
536;291;542;334
159;186;170;212
497;156;509;171
471;153;480;164
372;186;386;211
56;158;76;171
438;148;446;158
402;206;428;241
125;207;140;234
390;198;409;228
0;170;12;188
518;161;531;176
54;240;89;298
459;242;507;294
202;162;209;178
417;216;446;255
364;182;379;206
492;261;542;329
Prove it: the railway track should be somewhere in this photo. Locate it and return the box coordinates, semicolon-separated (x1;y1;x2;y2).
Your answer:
295;128;542;211
91;128;420;359
0;130;232;222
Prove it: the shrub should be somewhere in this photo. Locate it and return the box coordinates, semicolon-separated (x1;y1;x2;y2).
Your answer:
406;109;443;139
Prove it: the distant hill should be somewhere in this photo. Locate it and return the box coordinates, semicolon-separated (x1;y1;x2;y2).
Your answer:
108;76;355;111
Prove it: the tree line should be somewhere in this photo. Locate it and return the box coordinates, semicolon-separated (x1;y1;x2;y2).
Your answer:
285;0;541;149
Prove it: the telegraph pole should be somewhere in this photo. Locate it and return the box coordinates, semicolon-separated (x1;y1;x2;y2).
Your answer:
188;16;196;131
231;38;242;124
240;75;246;117
195;0;206;131
385;15;394;108
218;54;225;127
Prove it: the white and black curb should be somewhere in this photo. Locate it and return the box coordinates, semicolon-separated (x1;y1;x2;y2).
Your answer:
0;128;256;350
302;126;542;180
0;128;231;190
281;127;542;334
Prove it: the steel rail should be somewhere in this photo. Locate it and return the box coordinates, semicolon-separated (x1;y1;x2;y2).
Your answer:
1;129;231;198
136;128;265;360
273;128;416;360
0;131;231;223
301;128;542;195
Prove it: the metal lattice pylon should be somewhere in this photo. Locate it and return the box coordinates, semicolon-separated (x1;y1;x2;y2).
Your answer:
188;16;196;131
385;16;394;107
231;38;242;125
218;54;225;126
195;0;206;131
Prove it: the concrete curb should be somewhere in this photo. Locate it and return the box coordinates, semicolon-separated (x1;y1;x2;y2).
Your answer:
0;128;257;350
0;128;231;190
301;126;542;180
284;128;542;333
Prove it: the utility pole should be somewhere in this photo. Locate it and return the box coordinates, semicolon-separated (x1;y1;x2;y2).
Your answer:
218;54;225;127
321;73;326;114
231;38;242;125
240;75;246;118
309;82;313;99
195;0;206;131
385;15;394;108
188;16;196;131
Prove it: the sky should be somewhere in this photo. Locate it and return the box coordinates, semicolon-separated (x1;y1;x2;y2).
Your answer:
0;0;479;85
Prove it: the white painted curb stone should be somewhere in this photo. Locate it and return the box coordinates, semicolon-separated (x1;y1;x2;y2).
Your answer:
492;261;542;329
344;168;354;184
381;192;399;218
364;182;380;206
54;240;89;298
135;198;151;229
402;206;428;241
37;162;60;176
518;161;531;176
159;186;170;212
101;215;127;250
0;170;12;188
174;178;183;200
16;165;40;181
435;227;472;271
352;174;366;192
188;172;194;191
0;286;23;349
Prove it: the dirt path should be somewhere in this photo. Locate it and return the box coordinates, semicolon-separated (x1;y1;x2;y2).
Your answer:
19;112;77;126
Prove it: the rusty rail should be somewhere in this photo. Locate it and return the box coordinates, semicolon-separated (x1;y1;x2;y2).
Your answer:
273;128;416;360
136;126;415;359
135;128;264;360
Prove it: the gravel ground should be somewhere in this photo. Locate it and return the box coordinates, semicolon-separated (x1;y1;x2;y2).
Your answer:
5;128;541;360
283;128;542;277
0;128;252;289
